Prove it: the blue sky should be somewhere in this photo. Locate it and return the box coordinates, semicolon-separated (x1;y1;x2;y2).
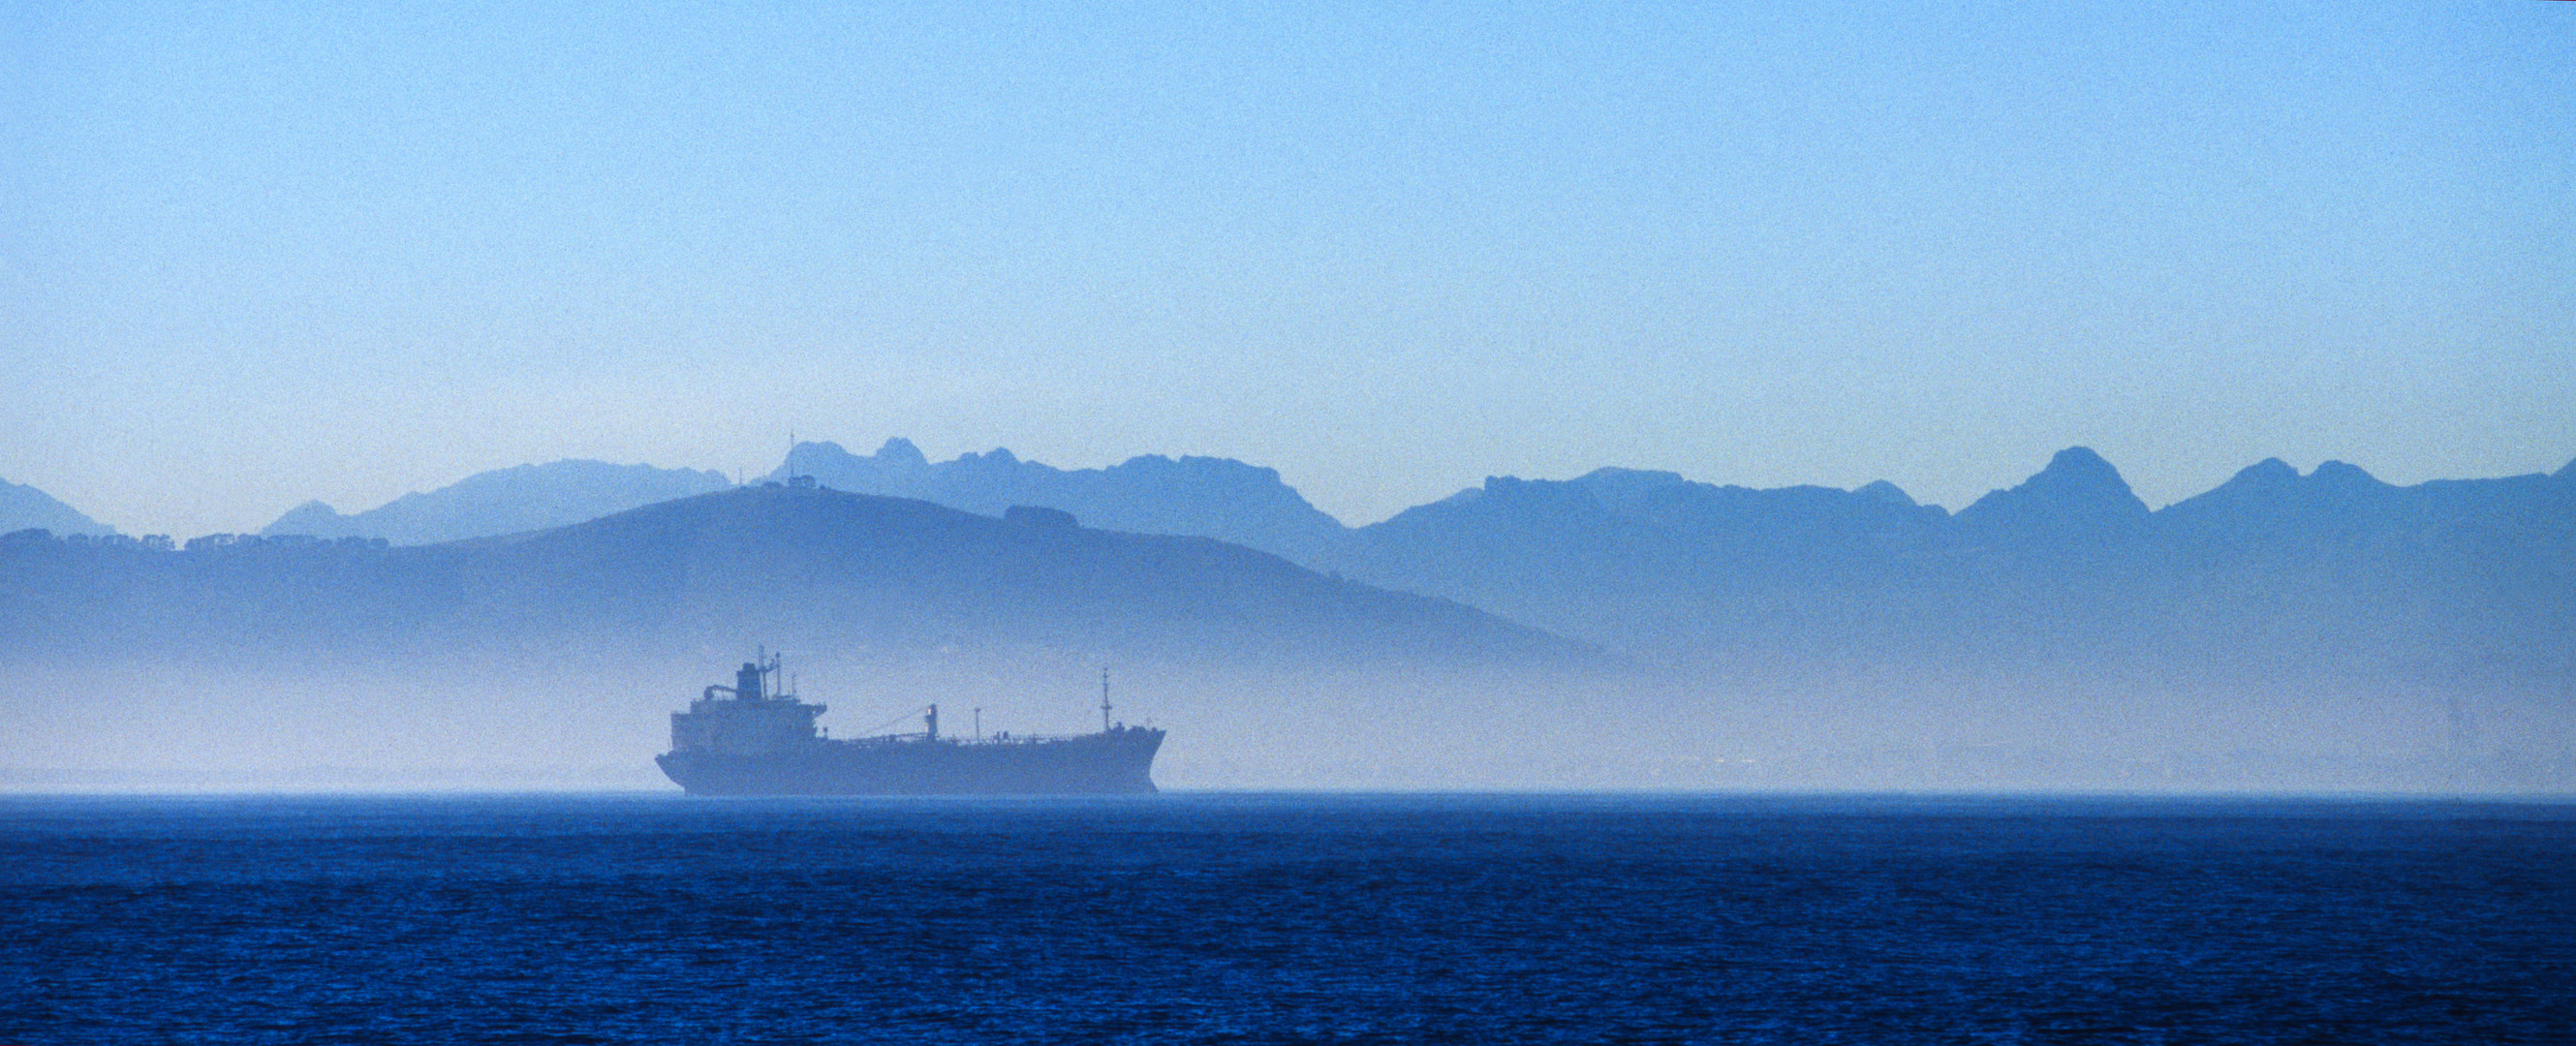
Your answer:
6;1;2570;537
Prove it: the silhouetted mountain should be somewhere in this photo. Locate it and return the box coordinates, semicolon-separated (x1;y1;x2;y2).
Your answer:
2146;456;2576;682
2158;458;2401;556
2157;456;2575;563
13;484;1568;668
1953;446;2154;555
0;478;117;538
770;440;1351;567
1854;479;1917;508
1324;449;2576;699
77;440;2576;692
1331;468;1955;655
260;460;730;545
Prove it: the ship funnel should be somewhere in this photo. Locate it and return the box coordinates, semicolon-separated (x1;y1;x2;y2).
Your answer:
736;661;763;701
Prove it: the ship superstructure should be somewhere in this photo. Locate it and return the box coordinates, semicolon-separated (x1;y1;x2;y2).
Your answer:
655;654;1165;795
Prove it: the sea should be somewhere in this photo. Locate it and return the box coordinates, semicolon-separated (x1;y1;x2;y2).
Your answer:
2;792;2570;1044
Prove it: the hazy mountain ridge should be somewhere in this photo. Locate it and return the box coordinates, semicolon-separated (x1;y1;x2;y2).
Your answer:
208;441;2576;688
1331;467;1962;656
261;460;731;545
13;484;1567;668
1325;448;2576;694
769;439;1352;567
0;477;118;538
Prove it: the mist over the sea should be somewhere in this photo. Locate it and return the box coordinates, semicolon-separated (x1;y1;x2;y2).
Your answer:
5;441;2566;794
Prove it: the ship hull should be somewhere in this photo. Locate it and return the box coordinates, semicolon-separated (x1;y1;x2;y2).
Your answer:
657;728;1164;796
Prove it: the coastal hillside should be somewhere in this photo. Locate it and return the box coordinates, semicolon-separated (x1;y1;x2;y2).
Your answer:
769;439;1352;568
10;483;1568;668
0;477;117;538
245;442;1353;566
260;459;731;545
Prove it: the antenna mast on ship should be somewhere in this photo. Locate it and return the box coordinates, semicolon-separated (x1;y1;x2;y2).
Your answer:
1101;667;1112;732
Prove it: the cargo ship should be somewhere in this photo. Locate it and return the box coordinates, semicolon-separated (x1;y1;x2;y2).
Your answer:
655;654;1164;795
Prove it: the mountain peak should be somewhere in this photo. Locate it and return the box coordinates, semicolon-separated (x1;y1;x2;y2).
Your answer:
784;440;933;485
264;500;353;538
2157;457;2313;530
2233;457;2299;486
1854;479;1916;508
875;438;928;468
1954;446;2150;544
1985;446;2145;507
2038;446;2123;483
2308;460;2385;490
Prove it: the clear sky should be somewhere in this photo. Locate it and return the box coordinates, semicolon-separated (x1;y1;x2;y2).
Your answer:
6;1;2571;538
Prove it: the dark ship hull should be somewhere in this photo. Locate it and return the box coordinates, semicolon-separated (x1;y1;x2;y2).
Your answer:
657;728;1164;796
658;655;1165;796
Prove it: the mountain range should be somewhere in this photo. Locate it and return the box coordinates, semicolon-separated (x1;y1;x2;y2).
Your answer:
129;438;2576;684
8;483;1559;668
1332;448;2576;686
766;439;1352;568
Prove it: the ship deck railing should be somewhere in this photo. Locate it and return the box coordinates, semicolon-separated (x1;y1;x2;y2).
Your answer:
841;730;1136;747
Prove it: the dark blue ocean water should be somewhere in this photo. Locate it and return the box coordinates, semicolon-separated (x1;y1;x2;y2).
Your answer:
3;793;2571;1044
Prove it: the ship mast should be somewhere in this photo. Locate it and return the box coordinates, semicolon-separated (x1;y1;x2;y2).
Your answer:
1101;667;1112;732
